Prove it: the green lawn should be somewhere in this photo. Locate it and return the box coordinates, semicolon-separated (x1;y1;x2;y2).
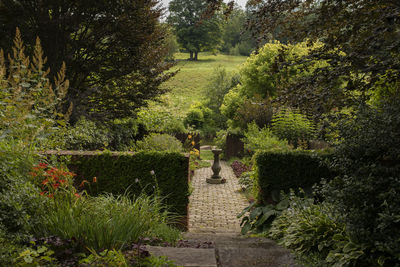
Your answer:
146;52;247;118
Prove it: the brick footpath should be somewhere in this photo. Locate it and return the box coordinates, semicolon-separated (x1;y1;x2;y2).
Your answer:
188;161;249;233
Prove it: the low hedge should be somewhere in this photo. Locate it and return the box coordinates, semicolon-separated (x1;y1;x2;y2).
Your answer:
255;150;333;204
42;151;189;218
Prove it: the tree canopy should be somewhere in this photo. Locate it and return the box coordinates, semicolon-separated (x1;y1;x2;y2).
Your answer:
0;0;174;121
168;0;223;60
245;0;400;106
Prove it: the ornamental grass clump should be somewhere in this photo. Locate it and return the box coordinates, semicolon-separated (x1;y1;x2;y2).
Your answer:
29;164;180;251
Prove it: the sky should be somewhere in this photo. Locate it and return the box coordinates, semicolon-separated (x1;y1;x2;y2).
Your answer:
160;0;248;10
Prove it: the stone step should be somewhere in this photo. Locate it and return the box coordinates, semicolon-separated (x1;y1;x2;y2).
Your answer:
146;246;217;267
181;233;300;267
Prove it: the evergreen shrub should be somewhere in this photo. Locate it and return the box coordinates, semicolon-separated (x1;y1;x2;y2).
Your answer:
255;150;333;203
48;151;190;217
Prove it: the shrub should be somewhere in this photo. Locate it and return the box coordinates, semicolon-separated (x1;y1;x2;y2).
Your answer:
138;108;186;134
59;117;143;151
58;116;111;150
322;99;400;265
221;90;274;132
243;122;290;154
238;196;290;235
271;108;315;148
184;102;216;135
255;150;333;204
134;133;183;153
0;140;46;236
51;151;190;217
270;194;365;266
107;118;140;150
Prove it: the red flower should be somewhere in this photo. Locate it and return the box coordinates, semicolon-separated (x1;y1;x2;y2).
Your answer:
38;163;48;168
74;193;81;198
93;177;97;183
42;179;49;185
59;179;66;185
52;183;60;189
40;191;46;196
48;194;54;198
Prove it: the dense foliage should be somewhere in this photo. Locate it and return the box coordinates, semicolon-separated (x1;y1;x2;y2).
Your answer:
0;29;69;147
221;5;256;56
321;99;400;265
270;194;365;266
67;151;189;217
134;133;184;152
242;122;290;153
271;108;315;148
255;150;333;204
0;0;174;121
246;0;400;115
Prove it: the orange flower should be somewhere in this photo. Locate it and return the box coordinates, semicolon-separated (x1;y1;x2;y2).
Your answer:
40;191;46;196
93;177;97;183
191;141;195;146
42;179;49;185
188;135;192;139
74;193;81;198
79;180;88;188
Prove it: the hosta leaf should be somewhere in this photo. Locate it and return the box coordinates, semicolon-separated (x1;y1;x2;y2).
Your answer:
241;221;252;235
255;210;277;227
276;198;289;210
249;207;263;221
237;202;256;218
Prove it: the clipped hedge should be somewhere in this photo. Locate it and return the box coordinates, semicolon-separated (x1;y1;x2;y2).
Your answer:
42;151;189;218
255;150;333;204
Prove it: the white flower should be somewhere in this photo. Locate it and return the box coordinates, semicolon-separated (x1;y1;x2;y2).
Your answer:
150;170;155;175
135;178;139;183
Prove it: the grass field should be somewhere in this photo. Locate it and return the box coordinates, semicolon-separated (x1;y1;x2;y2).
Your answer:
146;52;247;118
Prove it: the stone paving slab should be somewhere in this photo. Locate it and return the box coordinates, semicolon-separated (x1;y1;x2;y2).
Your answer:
182;233;299;267
188;161;249;233
146;246;217;267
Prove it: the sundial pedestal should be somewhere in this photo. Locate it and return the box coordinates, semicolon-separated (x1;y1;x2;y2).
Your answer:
206;148;225;184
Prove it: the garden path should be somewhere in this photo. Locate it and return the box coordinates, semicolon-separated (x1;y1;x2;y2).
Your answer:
147;161;298;266
188;160;248;233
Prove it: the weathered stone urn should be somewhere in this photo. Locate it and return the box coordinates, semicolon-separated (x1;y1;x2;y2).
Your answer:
206;148;225;184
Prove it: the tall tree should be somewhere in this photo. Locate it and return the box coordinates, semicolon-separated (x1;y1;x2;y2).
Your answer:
168;0;223;60
0;0;174;121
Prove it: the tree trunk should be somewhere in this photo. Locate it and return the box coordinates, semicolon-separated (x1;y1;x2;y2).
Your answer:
189;51;193;60
194;51;198;61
